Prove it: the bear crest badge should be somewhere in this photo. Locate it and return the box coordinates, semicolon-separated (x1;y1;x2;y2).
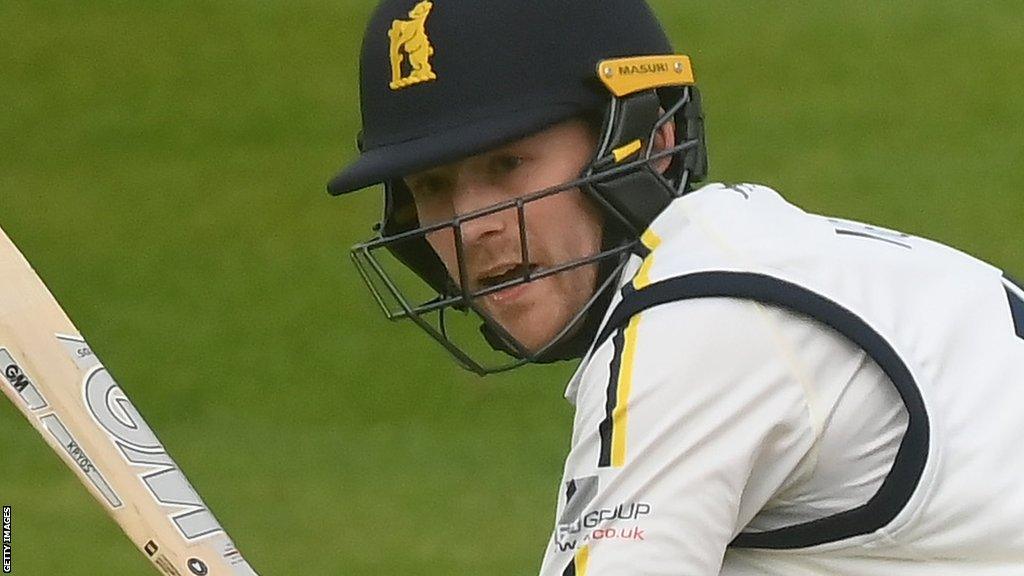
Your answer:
388;1;438;90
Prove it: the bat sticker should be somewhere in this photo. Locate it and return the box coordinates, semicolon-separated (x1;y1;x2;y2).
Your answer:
0;348;48;411
60;334;225;541
39;414;123;508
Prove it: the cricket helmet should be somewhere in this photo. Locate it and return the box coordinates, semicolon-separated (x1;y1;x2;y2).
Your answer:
328;0;708;374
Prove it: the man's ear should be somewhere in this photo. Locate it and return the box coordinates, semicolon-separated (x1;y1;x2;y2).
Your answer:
651;114;677;175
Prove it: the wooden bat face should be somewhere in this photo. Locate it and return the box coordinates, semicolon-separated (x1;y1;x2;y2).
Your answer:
0;226;258;576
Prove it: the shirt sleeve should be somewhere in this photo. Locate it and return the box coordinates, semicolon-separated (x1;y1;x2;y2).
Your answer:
539;296;844;576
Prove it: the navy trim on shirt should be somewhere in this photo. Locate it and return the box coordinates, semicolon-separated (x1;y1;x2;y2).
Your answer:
592;271;930;549
597;327;626;468
1004;276;1024;340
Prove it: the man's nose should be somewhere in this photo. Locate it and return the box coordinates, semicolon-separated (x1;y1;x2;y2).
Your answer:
451;183;515;246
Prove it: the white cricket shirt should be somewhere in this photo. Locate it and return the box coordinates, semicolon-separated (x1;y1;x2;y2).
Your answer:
538;183;1024;575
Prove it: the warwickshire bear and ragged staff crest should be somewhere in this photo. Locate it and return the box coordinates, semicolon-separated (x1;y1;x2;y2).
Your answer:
389;0;437;90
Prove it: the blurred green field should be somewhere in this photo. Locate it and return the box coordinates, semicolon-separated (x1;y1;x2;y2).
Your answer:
1;1;1022;574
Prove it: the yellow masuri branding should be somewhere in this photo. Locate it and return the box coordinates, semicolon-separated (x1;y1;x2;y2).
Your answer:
598;55;695;98
389;0;437;90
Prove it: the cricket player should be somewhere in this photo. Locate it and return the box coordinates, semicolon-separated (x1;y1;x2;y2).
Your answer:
327;1;1024;574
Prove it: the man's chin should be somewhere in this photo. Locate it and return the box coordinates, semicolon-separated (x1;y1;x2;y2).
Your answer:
491;312;574;355
477;278;588;353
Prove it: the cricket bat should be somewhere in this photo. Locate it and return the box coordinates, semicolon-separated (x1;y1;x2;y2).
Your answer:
0;225;258;576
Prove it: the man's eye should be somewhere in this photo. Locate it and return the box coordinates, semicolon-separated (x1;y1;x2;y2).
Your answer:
492;155;524;174
411;177;447;196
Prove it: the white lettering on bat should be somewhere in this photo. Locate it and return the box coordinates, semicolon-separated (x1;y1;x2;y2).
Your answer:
84;366;224;541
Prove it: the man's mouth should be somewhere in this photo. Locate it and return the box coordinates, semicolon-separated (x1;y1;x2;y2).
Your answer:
476;262;540;304
478;262;537;289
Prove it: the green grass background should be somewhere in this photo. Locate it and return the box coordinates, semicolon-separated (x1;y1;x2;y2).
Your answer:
1;1;1022;574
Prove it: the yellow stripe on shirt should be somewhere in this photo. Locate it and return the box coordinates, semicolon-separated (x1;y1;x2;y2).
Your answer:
575;546;590;575
611;313;641;468
633;229;662;289
597;228;658;470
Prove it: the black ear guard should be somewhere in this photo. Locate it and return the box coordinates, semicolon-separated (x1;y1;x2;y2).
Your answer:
585;87;707;236
677;86;708;186
588;90;668;234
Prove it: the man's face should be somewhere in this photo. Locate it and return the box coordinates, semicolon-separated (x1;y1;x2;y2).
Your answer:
405;119;604;353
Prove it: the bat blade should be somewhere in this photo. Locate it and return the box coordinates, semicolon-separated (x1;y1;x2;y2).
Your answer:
0;226;259;576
